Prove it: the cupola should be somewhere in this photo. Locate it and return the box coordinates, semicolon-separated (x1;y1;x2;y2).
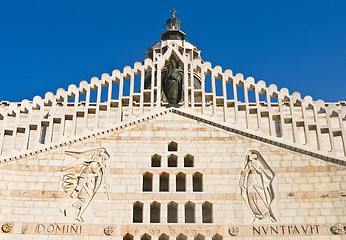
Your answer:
161;7;186;41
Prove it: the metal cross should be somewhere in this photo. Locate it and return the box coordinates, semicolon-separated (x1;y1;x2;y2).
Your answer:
170;6;178;18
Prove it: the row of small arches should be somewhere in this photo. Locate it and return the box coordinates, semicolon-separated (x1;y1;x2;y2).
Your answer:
151;154;194;168
143;172;203;192
123;233;223;240
133;201;213;224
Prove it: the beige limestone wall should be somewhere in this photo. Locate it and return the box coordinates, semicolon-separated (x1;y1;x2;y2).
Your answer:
0;112;345;239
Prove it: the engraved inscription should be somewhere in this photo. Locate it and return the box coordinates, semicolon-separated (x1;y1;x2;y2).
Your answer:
252;225;320;236
35;223;82;235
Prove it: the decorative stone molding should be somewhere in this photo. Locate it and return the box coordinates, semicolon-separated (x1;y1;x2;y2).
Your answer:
1;222;14;233
228;226;239;236
1;108;345;167
0;40;345;162
104;226;115;236
330;224;345;235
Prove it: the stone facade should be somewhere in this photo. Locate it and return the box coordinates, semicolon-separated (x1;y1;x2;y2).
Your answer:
0;14;345;240
0;112;345;239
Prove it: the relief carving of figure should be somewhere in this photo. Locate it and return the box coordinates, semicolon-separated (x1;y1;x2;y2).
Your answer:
162;59;183;108
60;147;110;222
239;150;277;223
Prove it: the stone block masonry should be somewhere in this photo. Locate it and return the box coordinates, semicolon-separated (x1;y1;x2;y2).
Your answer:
0;112;345;239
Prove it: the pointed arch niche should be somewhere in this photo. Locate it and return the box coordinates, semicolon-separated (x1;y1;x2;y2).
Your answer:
176;172;186;192
195;234;205;240
143;172;153;192
124;234;134;240
167;201;178;223
160;172;169;192
159;234;169;240
141;234;151;240
202;201;213;223
193;172;203;192
150;201;161;223
133;201;143;223
185;201;195;223
177;234;187;240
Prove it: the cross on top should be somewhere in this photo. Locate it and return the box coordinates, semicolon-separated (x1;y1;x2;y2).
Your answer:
170;6;178;18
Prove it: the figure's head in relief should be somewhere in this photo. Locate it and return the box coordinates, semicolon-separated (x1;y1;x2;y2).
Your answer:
97;148;110;161
249;151;258;159
246;151;262;170
248;151;259;162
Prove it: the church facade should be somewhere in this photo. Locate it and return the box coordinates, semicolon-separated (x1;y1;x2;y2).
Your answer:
0;12;345;239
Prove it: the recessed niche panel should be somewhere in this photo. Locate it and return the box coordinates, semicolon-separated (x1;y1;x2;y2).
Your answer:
151;154;161;167
184;154;194;167
168;141;178;151
168;154;178;167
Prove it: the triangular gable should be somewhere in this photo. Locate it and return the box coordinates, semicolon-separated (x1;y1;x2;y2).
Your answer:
0;42;345;161
1;108;345;167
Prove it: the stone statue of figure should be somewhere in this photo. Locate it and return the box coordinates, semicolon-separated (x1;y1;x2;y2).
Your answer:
239;150;277;223
60;147;110;222
162;59;183;108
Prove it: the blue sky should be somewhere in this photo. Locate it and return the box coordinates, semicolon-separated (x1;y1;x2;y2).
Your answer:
1;0;345;102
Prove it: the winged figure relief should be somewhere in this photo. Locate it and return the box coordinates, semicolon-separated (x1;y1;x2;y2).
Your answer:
60;147;111;222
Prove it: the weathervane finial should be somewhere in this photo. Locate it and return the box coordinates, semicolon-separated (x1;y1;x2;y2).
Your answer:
170;6;178;18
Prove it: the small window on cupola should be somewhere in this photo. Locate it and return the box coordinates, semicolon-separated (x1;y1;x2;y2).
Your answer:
168;141;178;151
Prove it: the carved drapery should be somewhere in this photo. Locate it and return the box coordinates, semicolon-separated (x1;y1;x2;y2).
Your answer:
60;147;110;222
239;150;276;223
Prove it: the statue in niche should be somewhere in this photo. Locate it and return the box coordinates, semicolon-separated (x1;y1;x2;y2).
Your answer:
239;150;277;223
60;147;111;222
162;59;183;108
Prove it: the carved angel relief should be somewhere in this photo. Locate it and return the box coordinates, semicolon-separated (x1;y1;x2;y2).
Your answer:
60;147;111;222
239;150;277;223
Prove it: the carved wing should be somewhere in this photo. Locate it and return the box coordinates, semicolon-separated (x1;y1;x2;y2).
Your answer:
61;147;110;193
61;172;77;194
